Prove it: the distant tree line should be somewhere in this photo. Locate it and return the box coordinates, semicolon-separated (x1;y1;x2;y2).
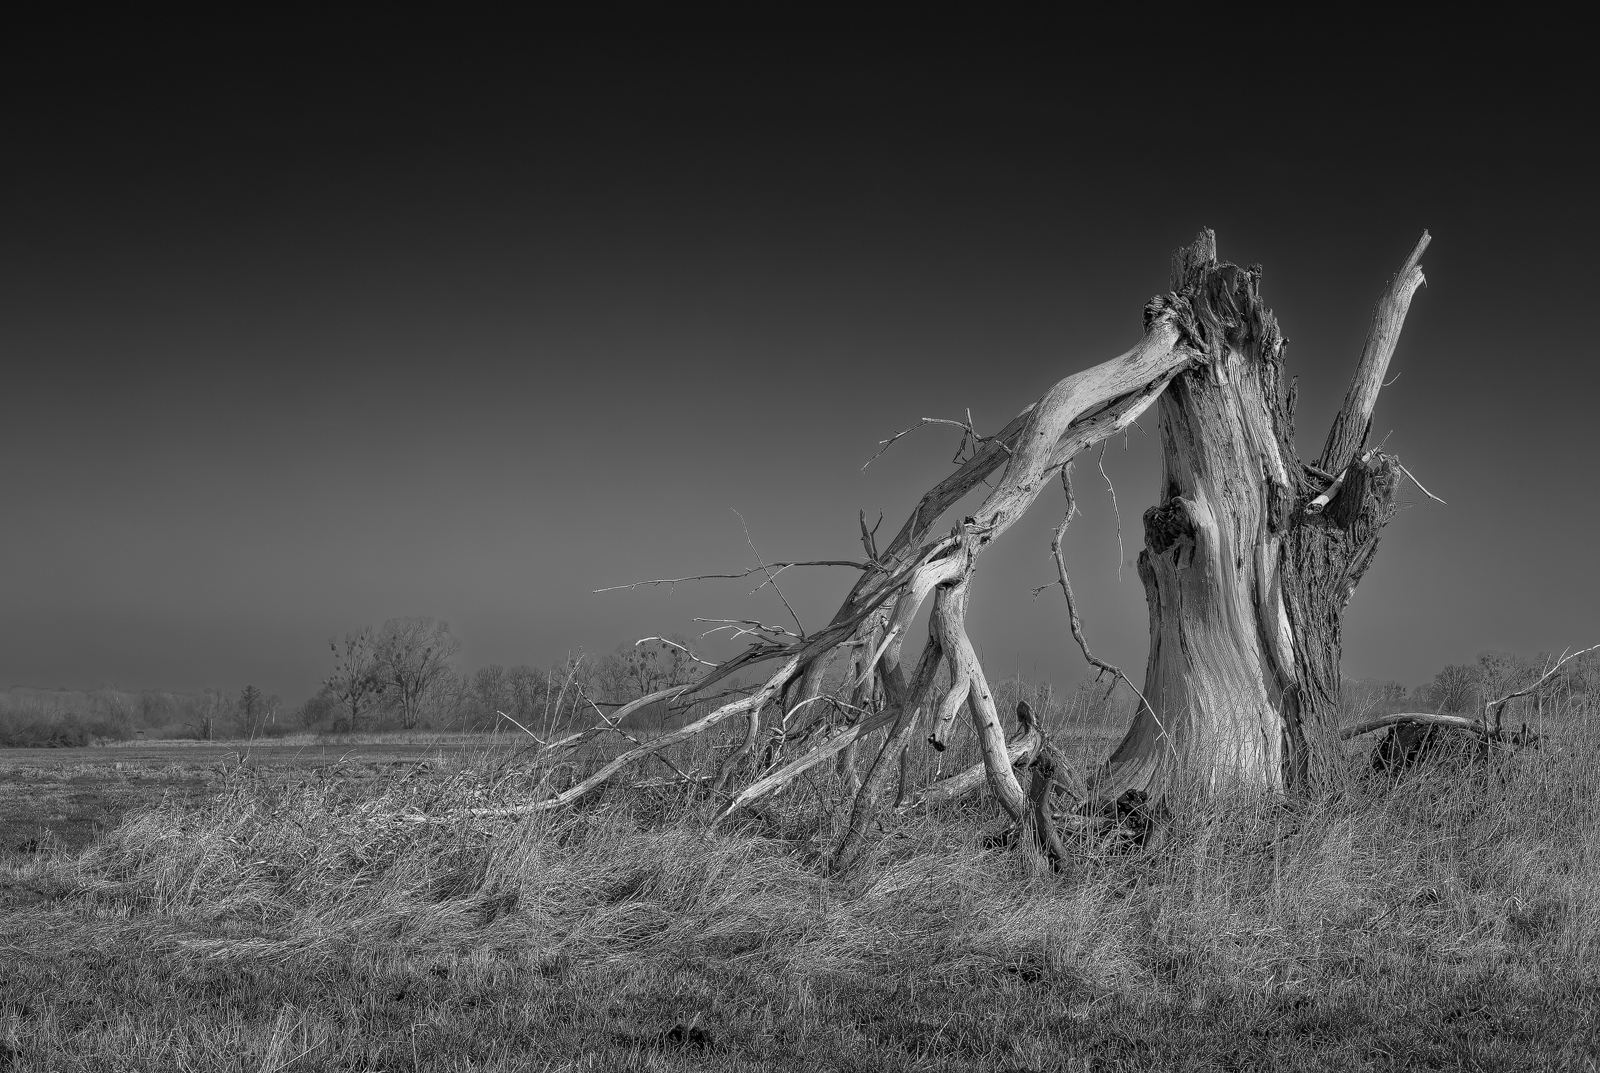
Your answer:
296;620;710;735
5;631;1594;748
0;685;283;746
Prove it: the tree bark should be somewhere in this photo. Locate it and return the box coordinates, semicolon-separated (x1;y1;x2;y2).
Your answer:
1093;232;1427;800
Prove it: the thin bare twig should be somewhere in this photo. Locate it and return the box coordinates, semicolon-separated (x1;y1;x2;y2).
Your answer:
747;563;793;596
594;560;865;593
695;618;802;642
634;636;719;667
498;687;696;793
860;414;1013;472
493;710;546;744
574;688;702;785
1035;465;1171;754
1395;461;1446;505
1097;442;1123;582
732;508;806;639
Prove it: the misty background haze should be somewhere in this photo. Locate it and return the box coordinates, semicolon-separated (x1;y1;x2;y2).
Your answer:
2;23;1594;709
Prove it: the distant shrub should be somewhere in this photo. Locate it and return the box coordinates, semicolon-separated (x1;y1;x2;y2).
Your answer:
0;710;134;747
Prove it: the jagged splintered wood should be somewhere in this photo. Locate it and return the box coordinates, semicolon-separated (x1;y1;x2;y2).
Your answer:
564;229;1433;863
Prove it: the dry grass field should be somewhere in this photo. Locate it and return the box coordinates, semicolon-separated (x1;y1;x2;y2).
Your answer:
1;713;1597;1071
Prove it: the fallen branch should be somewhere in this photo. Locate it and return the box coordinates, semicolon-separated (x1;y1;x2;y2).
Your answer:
629;336;1186;821
559;278;1201;829
535;683;699;756
717;704;899;822
1334;645;1595;747
571;690;704;787
896;726;1041;812
465;656;802;816
1340;712;1489;740
1326;643;1595;745
1485;643;1600;731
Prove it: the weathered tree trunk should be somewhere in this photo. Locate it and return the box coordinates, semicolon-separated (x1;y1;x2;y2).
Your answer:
1092;232;1425;800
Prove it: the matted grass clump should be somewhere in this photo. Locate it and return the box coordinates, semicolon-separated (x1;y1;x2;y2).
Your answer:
2;722;1599;1070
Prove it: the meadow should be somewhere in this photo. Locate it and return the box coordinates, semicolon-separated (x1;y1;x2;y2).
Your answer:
1;696;1597;1071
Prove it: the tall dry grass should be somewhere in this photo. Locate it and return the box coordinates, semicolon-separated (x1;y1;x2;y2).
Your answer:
4;696;1599;1069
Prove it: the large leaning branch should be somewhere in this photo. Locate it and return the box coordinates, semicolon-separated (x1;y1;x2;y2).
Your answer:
713;324;1195;813
548;302;1201;822
1320;232;1430;472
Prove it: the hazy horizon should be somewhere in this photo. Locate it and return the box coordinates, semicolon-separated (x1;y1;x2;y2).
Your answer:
3;28;1595;706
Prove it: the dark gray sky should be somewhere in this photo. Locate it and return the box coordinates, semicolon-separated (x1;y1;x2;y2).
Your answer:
3;22;1595;701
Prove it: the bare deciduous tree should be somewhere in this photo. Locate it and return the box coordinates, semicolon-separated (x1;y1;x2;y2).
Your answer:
327;629;386;732
1428;664;1479;714
377;617;460;730
238;684;265;736
184;689;228;741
